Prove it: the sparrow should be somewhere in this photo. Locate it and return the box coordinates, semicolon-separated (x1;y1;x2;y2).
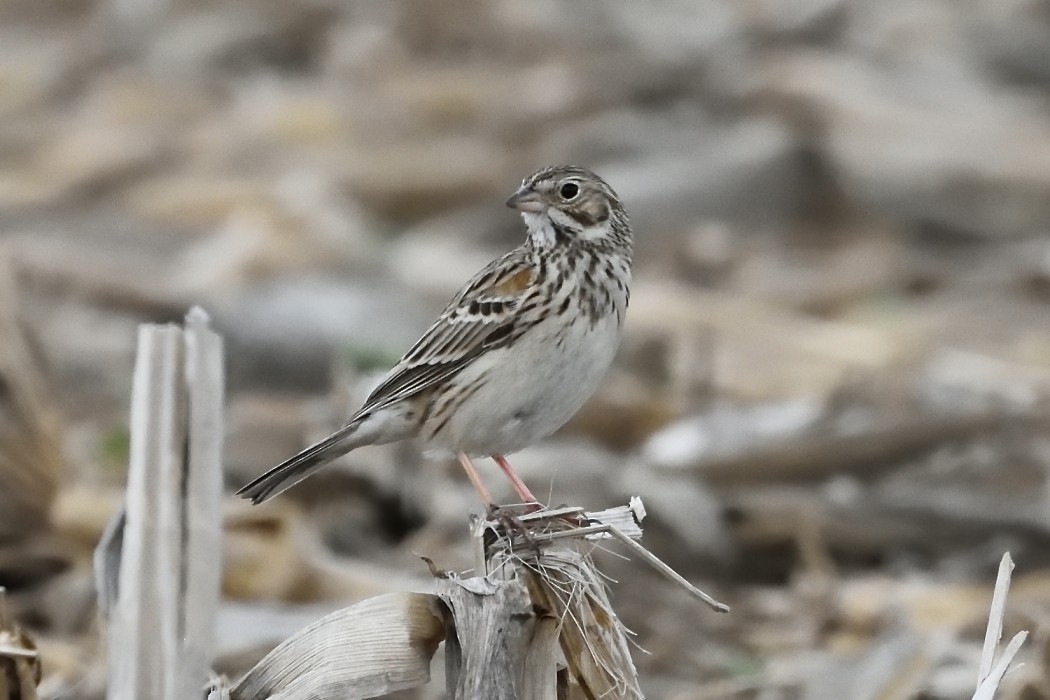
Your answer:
238;165;632;506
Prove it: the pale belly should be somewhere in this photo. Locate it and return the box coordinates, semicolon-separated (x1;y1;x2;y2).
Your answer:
423;310;623;456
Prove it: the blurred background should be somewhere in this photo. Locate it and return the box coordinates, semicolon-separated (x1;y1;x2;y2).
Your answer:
2;0;1050;697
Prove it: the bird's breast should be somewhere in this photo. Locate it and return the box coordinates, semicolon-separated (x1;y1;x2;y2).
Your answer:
423;277;627;456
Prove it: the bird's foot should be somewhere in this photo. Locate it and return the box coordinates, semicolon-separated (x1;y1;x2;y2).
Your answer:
486;503;542;554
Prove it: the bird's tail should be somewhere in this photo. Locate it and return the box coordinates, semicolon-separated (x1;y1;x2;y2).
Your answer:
236;423;361;505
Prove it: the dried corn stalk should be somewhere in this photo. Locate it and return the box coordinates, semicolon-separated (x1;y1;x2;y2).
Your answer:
223;499;726;700
0;256;65;544
0;588;40;700
228;592;446;700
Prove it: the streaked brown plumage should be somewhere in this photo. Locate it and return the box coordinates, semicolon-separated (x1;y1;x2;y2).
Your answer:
237;165;633;506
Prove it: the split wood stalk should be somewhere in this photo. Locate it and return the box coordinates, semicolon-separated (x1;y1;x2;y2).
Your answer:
96;308;224;700
221;500;728;700
0;587;40;700
439;500;728;699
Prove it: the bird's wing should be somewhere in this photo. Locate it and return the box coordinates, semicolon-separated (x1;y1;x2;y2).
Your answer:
350;248;540;419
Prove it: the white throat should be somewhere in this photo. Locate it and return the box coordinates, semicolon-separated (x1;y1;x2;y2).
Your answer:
522;208;609;248
522;212;556;249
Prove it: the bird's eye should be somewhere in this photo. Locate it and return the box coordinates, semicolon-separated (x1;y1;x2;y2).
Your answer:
559;182;579;199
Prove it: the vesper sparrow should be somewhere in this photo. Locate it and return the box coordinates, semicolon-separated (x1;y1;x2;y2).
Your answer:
238;165;633;506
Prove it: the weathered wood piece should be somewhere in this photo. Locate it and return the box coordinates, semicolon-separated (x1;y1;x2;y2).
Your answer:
440;573;537;700
439;500;727;699
972;553;1027;700
183;308;226;691
98;308;224;700
224;499;725;699
0;256;66;546
0;587;40;700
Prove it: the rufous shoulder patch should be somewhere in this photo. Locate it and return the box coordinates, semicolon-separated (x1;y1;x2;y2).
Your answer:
493;267;533;296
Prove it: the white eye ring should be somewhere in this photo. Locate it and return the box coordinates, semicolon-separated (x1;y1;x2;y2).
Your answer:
559;182;580;199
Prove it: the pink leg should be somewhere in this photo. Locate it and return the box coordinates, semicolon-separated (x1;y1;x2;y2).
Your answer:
492;454;539;504
457;452;495;505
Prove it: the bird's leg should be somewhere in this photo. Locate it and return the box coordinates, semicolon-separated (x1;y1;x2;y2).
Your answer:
456;452;527;544
456;452;540;550
492;453;540;505
457;451;495;506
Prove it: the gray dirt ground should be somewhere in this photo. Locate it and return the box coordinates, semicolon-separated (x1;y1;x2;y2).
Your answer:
2;1;1050;698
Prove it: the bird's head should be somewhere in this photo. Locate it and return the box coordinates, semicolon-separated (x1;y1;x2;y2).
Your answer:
505;165;630;251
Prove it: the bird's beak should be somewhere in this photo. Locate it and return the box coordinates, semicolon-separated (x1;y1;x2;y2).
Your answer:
505;187;546;213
